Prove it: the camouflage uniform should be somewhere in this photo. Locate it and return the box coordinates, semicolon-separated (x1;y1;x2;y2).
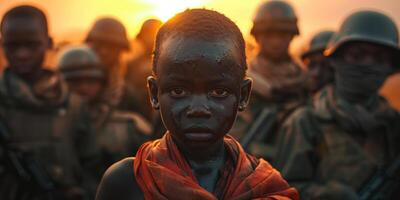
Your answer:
122;19;162;121
274;86;400;199
59;46;152;173
85;17;130;108
123;54;153;120
274;11;400;199
0;68;99;200
233;1;307;162
88;104;151;170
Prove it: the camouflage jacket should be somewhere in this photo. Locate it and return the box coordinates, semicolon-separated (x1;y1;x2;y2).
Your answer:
101;62;125;108
88;103;151;172
274;86;400;199
231;55;308;162
0;68;100;200
120;54;154;120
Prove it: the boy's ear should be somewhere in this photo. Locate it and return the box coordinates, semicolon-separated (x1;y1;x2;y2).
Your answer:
238;78;252;112
147;76;160;110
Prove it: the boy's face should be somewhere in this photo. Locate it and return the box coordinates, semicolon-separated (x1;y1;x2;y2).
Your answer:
1;18;51;76
148;36;251;150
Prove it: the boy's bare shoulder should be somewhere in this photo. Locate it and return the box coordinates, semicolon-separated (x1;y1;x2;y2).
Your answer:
96;157;143;200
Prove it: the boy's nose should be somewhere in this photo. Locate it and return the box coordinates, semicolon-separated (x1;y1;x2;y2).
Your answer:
186;96;212;118
186;106;212;118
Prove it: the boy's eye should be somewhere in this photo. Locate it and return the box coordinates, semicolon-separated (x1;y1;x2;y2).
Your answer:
169;88;188;98
209;88;229;98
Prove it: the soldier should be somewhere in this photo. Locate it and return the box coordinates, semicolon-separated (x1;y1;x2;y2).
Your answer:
123;19;166;140
96;9;298;200
85;17;130;108
122;19;162;121
58;46;151;172
236;0;308;162
301;31;335;94
274;10;400;199
0;5;100;199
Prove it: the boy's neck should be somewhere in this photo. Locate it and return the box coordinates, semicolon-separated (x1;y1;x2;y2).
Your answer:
185;141;226;193
180;139;225;163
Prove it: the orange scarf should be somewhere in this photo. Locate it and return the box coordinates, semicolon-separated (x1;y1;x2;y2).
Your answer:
134;133;298;200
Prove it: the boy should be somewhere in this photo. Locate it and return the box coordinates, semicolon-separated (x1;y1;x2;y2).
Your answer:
96;9;298;200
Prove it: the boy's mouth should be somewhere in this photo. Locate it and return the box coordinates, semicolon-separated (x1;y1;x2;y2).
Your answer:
183;127;214;141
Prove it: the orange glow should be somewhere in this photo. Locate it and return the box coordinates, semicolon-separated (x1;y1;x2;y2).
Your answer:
0;0;399;110
138;0;209;22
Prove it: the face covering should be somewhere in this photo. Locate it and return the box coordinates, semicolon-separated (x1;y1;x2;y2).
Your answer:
332;60;390;103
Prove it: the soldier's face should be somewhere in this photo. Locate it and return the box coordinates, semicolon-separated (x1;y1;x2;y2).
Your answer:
304;52;334;93
67;77;104;102
148;35;251;152
340;42;393;69
256;31;293;60
333;42;394;100
89;41;123;69
1;18;51;76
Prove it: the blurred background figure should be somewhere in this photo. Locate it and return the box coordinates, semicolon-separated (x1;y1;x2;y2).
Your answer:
235;0;308;162
301;30;335;94
0;5;100;199
122;18;162;121
0;47;5;73
58;45;151;175
274;10;400;199
85;17;130;108
59;46;106;103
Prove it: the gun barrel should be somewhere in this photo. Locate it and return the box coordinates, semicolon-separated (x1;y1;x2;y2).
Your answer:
240;108;275;150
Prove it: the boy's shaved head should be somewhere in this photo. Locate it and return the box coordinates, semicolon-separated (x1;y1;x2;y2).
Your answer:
1;5;48;35
153;9;247;78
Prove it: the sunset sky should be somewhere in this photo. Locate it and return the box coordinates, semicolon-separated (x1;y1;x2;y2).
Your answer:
0;0;399;108
1;0;399;52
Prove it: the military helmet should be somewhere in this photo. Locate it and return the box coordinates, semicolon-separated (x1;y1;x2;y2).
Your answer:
58;45;105;80
85;17;130;50
301;30;335;60
136;19;162;40
251;0;299;36
325;10;399;57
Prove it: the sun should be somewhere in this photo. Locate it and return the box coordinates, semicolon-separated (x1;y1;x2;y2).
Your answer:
140;0;209;21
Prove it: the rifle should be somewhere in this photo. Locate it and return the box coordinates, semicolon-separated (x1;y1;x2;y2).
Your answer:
358;154;400;200
0;121;55;199
240;107;277;151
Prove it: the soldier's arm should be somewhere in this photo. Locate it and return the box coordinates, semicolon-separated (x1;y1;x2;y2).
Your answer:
69;96;104;196
273;107;317;186
273;107;358;199
96;157;144;200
